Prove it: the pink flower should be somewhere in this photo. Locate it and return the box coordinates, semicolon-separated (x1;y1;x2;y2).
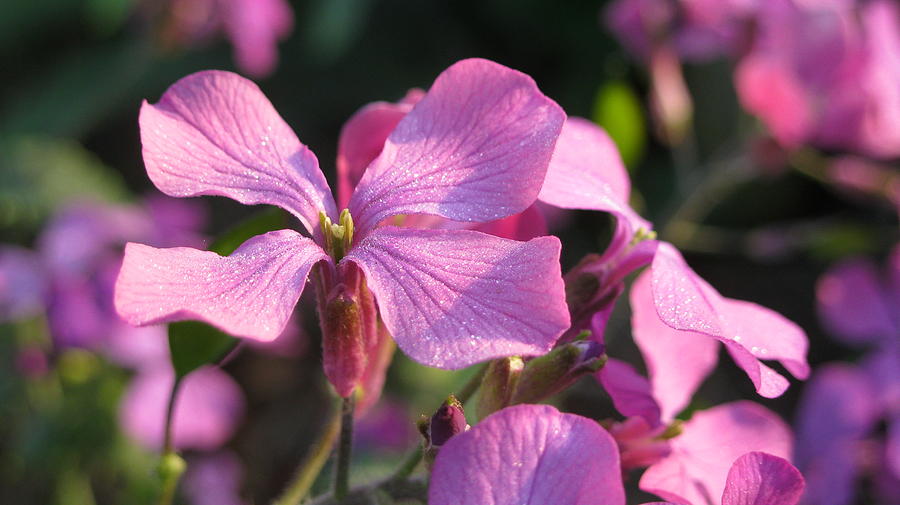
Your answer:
542;117;809;399
429;404;625;505
647;451;805;505
167;0;293;78
119;365;245;451
735;0;900;157
115;59;571;398
641;401;794;505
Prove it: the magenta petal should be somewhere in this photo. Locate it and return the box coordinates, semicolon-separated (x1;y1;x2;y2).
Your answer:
139;70;337;234
816;258;897;346
336;94;420;209
722;452;805;505
120;366;245;451
597;358;663;428
429;404;625;505
345;227;569;368
631;271;719;422
641;401;793;505
348;59;565;233
539;117;631;209
651;242;809;397
115;230;328;342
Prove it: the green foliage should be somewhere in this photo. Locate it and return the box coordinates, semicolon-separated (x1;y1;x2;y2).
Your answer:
209;207;291;255
0;137;128;232
167;321;237;379
592;80;647;168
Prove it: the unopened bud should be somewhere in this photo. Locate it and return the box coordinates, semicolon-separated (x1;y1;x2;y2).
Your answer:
157;452;186;481
321;287;365;398
476;356;525;420
422;395;469;469
510;340;607;405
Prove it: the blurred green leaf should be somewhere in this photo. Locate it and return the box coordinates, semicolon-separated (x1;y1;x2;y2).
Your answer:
592;80;646;168
85;0;136;36
209;206;291;255
168;321;237;379
0;137;128;232
807;224;881;262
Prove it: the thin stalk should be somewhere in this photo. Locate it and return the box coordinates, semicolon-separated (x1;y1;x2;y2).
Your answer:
333;395;356;501
157;376;185;505
272;399;343;505
386;445;423;483
456;363;488;405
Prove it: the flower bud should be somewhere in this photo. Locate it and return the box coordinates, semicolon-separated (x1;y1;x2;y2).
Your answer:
476;356;525;420
510;340;607;405
421;395;469;469
320;285;366;398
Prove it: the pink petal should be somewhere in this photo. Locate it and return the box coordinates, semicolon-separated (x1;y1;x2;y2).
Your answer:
0;246;45;321
651;242;809;398
472;204;548;241
641;401;793;505
539;117;631;208
348;59;565;233
336;91;423;208
119;366;245;451
139;70;336;234
429;404;625;505
115;230;328;342
597;358;663;427
722;452;805;505
344;227;570;369
816;258;897;346
631;270;719;422
183;451;245;505
223;0;293;78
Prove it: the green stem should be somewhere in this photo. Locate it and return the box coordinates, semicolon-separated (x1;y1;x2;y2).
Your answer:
272;399;343;505
333;395;356;501
456;363;488;405
387;445;423;483
157;376;185;505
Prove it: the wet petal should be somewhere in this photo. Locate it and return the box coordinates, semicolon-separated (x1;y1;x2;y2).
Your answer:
139;70;336;234
349;59;565;233
722;452;805;505
631;270;719;422
651;242;809;397
597;358;663;428
429;404;624;505
345;227;569;368
115;230;328;342
641;401;793;505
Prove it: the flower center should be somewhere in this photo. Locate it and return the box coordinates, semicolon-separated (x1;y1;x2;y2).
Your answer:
319;209;354;262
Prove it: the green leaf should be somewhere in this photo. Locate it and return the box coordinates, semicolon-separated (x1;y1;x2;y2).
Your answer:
167;321;237;379
209;207;291;255
0;137;129;232
592;80;647;168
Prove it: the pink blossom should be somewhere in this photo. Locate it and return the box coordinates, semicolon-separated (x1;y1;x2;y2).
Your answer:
119;365;245;451
640;401;794;505
429;404;625;505
116;59;571;398
182;451;246;505
646;452;805;505
167;0;293;78
735;0;900;157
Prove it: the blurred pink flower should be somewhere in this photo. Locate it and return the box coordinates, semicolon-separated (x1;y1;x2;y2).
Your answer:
183;451;246;505
736;0;900;157
119;365;245;451
168;0;293;77
116;59;570;399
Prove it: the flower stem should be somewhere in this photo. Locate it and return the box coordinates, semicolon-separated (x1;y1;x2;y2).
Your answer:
333;395;356;501
456;363;488;405
272;398;343;505
158;376;185;505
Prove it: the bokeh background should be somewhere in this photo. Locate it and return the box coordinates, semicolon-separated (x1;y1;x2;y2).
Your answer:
1;1;897;504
